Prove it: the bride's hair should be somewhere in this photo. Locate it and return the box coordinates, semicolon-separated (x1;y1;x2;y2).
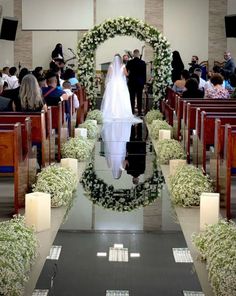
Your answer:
114;54;122;64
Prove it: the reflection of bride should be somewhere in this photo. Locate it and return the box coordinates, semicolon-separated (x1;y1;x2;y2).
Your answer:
101;121;132;179
101;54;141;122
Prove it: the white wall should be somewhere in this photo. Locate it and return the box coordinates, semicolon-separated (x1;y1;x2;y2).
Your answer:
163;0;209;68
22;0;93;30
227;0;236;60
0;0;14;68
95;0;145;70
32;31;78;69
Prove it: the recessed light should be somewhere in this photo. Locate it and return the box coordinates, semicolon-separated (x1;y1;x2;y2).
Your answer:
97;252;107;257
114;244;123;249
130;253;140;258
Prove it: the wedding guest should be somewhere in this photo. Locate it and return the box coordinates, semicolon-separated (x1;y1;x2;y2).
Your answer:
223;51;235;79
1;66;9;81
171;50;184;83
1;67;30;111
205;73;229;99
32;66;43;80
6;67;19;89
42;72;68;106
182;78;204;98
172;69;190;94
63;68;81;91
193;68;206;90
51;43;64;60
20;74;47;112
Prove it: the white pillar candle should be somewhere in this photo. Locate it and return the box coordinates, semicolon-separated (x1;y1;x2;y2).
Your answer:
75;127;87;138
159;129;171;140
61;158;78;179
169;159;186;175
25;192;51;232
200;192;220;231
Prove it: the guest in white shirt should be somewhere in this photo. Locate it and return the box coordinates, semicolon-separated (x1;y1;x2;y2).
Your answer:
6;67;19;89
1;66;9;82
194;68;206;90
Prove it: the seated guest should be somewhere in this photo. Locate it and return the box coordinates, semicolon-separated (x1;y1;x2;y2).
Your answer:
19;74;47;112
32;66;43;80
172;69;190;94
193;68;206;90
37;75;47;88
1;68;30;111
182;78;204;98
63;68;81;91
6;67;19;89
42;72;68;106
62;81;79;110
205;73;229;99
0;77;12;111
1;66;10;81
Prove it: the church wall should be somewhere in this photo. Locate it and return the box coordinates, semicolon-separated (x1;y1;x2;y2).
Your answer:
227;0;236;61
0;0;14;69
163;0;209;69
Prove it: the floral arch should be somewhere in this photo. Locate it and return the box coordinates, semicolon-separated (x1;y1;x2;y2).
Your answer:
77;17;172;106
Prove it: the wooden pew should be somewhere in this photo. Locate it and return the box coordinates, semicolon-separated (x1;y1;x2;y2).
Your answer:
0;110;51;167
184;103;236;163
0;123;28;213
223;124;236;219
175;97;236;140
0;117;37;188
50;101;68;161
75;88;85;125
162;100;174;126
210;119;236;193
193;111;236;173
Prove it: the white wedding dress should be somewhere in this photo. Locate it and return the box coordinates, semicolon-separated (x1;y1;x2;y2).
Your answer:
101;121;132;179
101;56;141;122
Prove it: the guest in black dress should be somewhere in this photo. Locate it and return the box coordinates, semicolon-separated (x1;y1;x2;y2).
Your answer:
171;50;184;83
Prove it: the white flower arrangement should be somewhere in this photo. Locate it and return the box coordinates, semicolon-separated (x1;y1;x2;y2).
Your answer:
33;165;77;207
86;109;103;124
193;220;236;296
81;163;164;211
155;139;185;164
61;137;93;161
150;119;172;140
0;216;37;296
145;109;163;124
169;165;213;207
79;120;98;139
77;17;172;106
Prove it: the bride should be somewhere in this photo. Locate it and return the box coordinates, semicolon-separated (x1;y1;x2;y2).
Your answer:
101;54;141;122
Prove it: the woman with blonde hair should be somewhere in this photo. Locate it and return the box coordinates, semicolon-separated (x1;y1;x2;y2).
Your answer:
19;74;47;112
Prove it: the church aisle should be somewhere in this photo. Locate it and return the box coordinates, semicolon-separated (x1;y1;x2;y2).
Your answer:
35;122;203;296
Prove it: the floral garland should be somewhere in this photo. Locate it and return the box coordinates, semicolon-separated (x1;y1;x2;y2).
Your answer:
0;216;37;296
193;220;236;295
33;165;77;207
169;165;213;207
77;17;172;106
155;139;185;164
80;163;164;211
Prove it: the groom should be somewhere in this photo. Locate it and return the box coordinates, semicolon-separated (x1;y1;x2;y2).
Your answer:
126;49;146;116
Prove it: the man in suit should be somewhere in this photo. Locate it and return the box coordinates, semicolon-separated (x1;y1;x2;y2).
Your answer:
223;51;235;79
124;123;146;184
126;49;146;116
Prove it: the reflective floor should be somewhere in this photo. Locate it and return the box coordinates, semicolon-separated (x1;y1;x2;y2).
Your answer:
36;121;203;295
